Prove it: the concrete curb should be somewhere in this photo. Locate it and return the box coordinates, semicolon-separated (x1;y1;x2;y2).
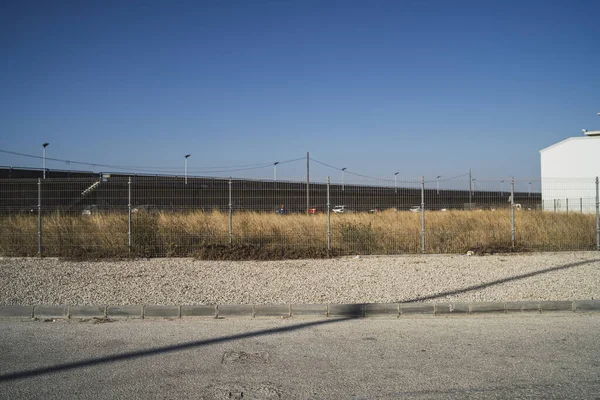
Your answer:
1;300;599;320
144;305;180;318
69;305;107;319
401;303;435;315
0;305;34;318
254;304;291;317
107;305;143;319
34;305;68;319
181;305;216;318
573;300;600;311
291;304;327;317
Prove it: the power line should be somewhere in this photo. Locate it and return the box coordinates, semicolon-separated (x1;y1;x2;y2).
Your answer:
310;158;343;171
425;173;470;183
0;149;304;174
0;148;268;171
278;157;305;165
0;148;479;181
343;170;383;181
311;157;408;181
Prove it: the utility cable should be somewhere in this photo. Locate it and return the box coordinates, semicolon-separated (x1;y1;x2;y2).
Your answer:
0;149;304;174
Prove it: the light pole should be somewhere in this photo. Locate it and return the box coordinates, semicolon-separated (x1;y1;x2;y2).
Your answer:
528;181;532;197
184;154;190;185
341;167;347;191
437;176;441;195
274;161;279;181
42;143;49;179
394;172;399;194
501;180;505;196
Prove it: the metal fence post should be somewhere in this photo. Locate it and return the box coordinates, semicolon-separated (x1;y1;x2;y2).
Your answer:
580;197;583;213
128;177;132;255
229;178;233;245
306;152;310;215
37;178;42;256
554;199;556;212
421;176;425;254
566;198;569;214
596;177;599;251
511;177;515;250
469;169;473;210
327;176;331;253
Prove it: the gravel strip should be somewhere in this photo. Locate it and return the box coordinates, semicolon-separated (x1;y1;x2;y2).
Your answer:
1;252;599;306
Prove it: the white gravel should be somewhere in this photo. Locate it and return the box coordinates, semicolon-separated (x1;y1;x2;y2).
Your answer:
1;252;599;305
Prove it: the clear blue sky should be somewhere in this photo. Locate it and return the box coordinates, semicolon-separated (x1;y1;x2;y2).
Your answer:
1;0;599;182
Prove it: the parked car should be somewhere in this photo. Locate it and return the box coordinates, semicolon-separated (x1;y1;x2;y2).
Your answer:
82;205;100;216
132;204;159;214
82;204;118;215
369;208;380;213
309;208;319;214
332;205;351;213
409;206;422;212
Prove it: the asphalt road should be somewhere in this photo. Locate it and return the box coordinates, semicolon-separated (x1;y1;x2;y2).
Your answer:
1;314;599;399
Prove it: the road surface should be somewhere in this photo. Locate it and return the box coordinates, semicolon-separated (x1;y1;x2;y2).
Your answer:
1;314;599;399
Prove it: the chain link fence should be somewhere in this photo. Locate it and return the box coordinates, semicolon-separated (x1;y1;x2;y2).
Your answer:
1;174;598;257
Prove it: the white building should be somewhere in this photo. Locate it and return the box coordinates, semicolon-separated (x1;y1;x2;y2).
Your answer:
539;131;600;213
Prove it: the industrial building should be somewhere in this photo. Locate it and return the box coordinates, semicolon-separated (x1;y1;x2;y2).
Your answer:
540;129;600;213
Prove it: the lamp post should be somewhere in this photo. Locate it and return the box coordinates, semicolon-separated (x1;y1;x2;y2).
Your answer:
342;167;347;191
501;180;505;196
42;143;49;179
528;181;532;197
184;154;190;185
437;176;441;195
394;172;399;193
274;161;279;181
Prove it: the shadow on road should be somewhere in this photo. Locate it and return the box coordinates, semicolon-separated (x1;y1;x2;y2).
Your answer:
399;258;598;303
0;311;362;382
1;258;597;383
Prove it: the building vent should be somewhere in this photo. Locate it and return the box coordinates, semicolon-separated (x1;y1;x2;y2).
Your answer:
583;130;600;136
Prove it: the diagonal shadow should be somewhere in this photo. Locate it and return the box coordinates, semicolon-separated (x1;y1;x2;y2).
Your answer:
0;313;361;383
1;259;598;383
399;258;599;303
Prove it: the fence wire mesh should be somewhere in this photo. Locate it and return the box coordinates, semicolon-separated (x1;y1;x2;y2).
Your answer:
328;176;422;255
518;178;598;251
0;174;598;257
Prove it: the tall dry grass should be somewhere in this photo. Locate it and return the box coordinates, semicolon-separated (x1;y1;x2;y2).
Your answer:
0;209;596;258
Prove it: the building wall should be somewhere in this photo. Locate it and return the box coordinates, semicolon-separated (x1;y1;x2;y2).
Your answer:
540;137;600;213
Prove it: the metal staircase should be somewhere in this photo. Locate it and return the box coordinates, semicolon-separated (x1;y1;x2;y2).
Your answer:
65;180;102;211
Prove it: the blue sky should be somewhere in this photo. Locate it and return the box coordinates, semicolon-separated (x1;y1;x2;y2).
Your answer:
1;0;599;182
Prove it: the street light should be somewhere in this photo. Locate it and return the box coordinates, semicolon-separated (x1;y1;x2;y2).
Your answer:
394;172;399;193
436;176;441;195
500;180;505;196
341;167;347;191
42;143;49;179
528;181;532;197
184;154;190;185
273;161;279;181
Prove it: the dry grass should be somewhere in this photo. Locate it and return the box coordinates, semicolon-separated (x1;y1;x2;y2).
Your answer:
0;209;596;258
